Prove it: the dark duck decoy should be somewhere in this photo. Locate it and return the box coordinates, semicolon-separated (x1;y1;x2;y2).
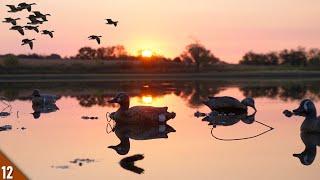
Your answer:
88;35;102;44
24;25;39;33
120;154;145;174
108;93;176;125
41;30;54;38
32;103;59;119
105;19;118;27
31;89;59;106
10;26;24;35
203;96;256;114
108;123;176;155
2;18;21;25
284;99;320;133
33;11;51;21
293;132;320;166
6;5;22;13
18;2;36;12
21;39;35;50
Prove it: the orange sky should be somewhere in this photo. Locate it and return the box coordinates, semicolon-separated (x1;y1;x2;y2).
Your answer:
1;0;320;63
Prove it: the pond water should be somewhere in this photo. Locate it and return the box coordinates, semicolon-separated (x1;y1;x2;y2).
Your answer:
0;80;319;180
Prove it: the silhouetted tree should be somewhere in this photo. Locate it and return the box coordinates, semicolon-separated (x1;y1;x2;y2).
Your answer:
308;48;320;66
76;47;97;60
239;52;279;65
279;48;307;66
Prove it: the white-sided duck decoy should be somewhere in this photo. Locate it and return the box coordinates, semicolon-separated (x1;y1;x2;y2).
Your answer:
41;30;54;38
10;26;24;35
2;18;20;25
293;132;320;166
24;25;39;33
6;5;22;13
18;2;36;12
108;123;176;155
284;99;320;133
88;35;102;44
21;39;35;50
31;89;59;106
203;96;256;114
105;19;118;27
33;11;51;21
108;93;176;125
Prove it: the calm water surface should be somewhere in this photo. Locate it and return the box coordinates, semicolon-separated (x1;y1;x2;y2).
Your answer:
0;80;319;179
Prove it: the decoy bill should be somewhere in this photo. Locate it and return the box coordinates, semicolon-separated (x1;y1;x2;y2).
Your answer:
41;30;54;38
88;35;102;44
24;25;39;33
105;19;118;27
2;18;21;25
18;2;37;12
21;38;35;50
10;26;25;35
6;5;22;13
33;11;51;21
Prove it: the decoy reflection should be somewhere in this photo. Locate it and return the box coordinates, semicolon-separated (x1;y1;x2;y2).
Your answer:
120;154;144;174
293;132;320;166
201;111;256;128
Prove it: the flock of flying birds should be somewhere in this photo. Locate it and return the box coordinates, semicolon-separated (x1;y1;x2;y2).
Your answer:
3;2;118;50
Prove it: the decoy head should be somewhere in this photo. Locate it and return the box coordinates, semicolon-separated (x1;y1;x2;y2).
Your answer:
241;97;256;112
242;112;256;124
32;89;40;97
31;112;41;119
108;144;130;155
293;152;315;166
108;93;130;109
292;99;316;117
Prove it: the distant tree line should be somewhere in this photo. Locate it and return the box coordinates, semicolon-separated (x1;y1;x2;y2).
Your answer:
0;53;62;60
239;48;320;66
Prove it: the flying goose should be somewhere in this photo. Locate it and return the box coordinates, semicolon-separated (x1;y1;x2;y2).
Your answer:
33;11;51;21
10;26;24;35
105;19;118;27
88;35;102;44
41;30;54;38
26;15;44;25
24;25;39;33
2;18;21;25
18;2;36;12
6;5;22;13
21;39;35;50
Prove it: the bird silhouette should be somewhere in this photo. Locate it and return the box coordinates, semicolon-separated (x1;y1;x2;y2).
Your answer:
10;26;24;35
105;19;118;27
6;5;22;13
2;18;20;25
33;11;51;21
21;39;35;50
24;25;39;33
88;35;102;44
41;30;54;38
27;15;44;25
18;2;36;12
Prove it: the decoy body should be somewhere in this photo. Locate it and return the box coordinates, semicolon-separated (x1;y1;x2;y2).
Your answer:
108;123;176;155
33;11;51;21
120;154;145;174
31;89;59;106
285;99;320;133
6;5;22;13
21;39;35;50
10;26;24;35
108;93;176;125
88;35;102;44
41;30;54;38
293;132;320;166
2;18;20;25
203;96;256;114
24;25;39;33
105;19;118;27
18;2;36;12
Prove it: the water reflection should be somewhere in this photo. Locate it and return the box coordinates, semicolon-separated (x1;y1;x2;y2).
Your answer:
32;104;59;119
120;154;145;174
294;132;320;166
202;112;256;127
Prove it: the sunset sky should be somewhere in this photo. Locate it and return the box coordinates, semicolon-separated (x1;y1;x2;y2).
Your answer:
1;0;320;63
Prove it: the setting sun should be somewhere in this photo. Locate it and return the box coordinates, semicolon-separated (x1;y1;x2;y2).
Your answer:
141;49;153;57
142;95;153;104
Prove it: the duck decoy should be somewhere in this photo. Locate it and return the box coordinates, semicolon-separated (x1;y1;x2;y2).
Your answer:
41;30;54;38
88;35;102;44
31;89;59;106
203;96;256;114
18;2;36;12
21;39;35;50
24;25;39;33
108;93;176;125
293;132;320;166
33;11;51;21
10;26;24;35
32;103;59;119
108;123;176;155
2;18;21;25
284;99;320;133
6;5;22;13
120;154;144;174
105;19;118;27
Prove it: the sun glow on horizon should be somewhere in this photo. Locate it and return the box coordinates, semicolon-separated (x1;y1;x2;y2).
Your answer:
141;49;153;58
142;95;153;104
